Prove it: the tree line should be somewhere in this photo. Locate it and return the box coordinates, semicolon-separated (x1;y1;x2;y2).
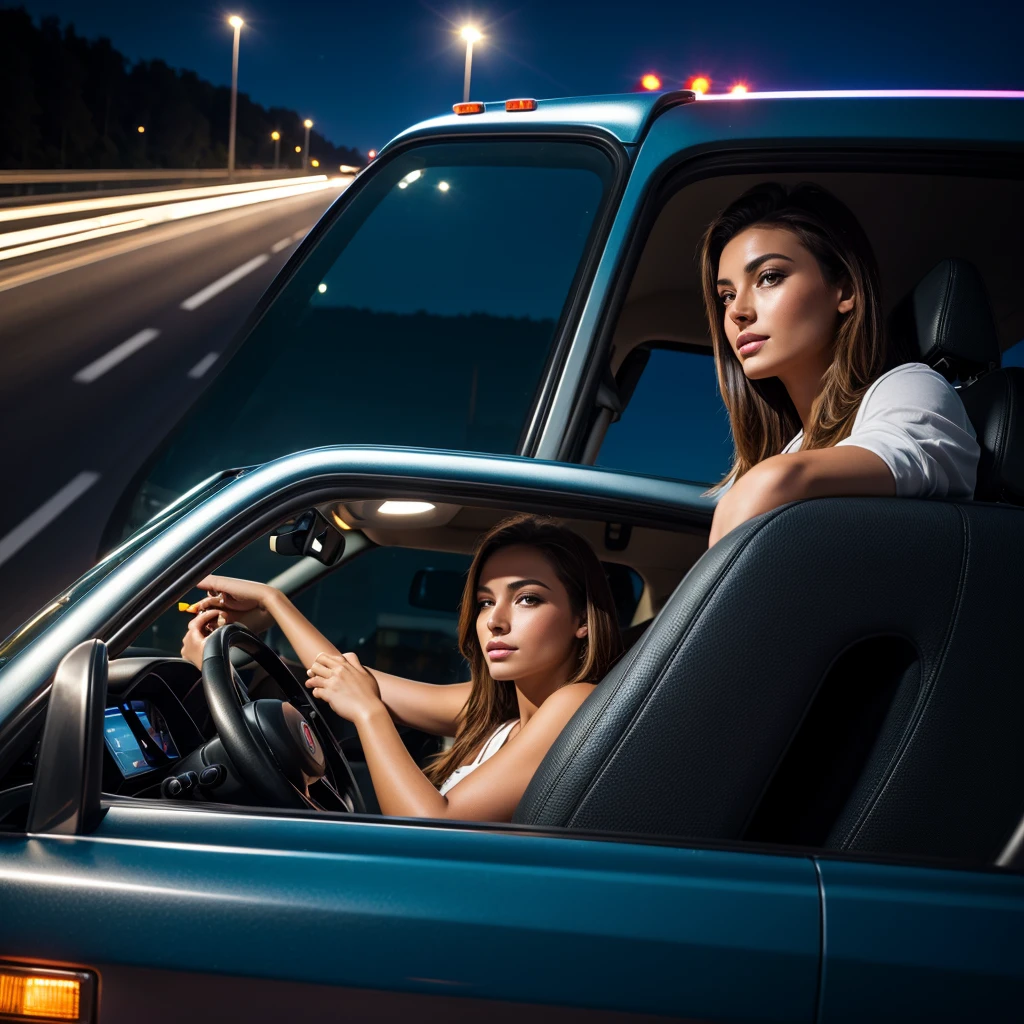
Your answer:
0;7;363;170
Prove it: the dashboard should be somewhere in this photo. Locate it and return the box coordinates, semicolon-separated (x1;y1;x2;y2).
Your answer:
102;656;211;794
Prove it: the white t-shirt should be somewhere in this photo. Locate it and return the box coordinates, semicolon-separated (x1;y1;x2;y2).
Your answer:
723;362;980;500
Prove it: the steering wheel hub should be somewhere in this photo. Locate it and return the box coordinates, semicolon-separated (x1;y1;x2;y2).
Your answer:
245;700;326;785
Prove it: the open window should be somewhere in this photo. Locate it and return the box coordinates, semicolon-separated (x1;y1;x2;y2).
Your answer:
578;164;1024;480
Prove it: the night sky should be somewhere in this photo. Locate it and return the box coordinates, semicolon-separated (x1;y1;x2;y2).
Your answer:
13;0;1024;154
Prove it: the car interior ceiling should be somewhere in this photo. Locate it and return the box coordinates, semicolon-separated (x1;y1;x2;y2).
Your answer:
607;169;1024;372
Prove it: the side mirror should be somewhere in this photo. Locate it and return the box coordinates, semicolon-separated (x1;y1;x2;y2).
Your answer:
408;568;466;613
269;509;346;566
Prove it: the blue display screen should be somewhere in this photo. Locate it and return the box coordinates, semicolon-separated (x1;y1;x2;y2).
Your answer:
102;701;179;778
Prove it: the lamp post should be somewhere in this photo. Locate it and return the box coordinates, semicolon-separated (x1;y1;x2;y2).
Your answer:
460;26;482;103
227;15;244;179
302;119;313;172
271;130;280;170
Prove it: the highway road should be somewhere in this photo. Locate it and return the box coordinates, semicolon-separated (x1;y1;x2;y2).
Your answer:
0;182;342;639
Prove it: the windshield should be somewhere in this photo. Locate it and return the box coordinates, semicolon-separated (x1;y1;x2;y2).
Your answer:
116;139;615;539
0;469;245;668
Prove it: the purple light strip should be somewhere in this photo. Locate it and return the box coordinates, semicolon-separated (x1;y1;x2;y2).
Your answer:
696;89;1024;101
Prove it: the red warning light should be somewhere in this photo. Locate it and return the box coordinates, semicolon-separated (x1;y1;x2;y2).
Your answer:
688;76;711;95
367;149;377;160
641;73;662;91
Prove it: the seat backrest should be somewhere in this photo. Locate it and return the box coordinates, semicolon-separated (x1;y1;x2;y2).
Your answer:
514;498;1024;865
896;257;1024;504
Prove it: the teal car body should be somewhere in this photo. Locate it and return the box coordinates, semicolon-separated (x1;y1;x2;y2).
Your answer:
1;90;1023;1022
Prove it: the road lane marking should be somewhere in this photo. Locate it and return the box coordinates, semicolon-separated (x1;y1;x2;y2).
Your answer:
188;352;220;378
291;228;311;243
73;328;160;383
0;471;100;570
180;254;269;311
270;236;293;253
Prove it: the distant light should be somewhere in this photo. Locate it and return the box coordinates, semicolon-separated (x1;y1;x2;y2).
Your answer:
339;164;358;173
689;76;711;95
137;125;145;134
641;73;662;91
730;83;749;95
399;169;423;187
460;26;482;44
317;283;327;293
303;118;313;129
398;182;407;189
294;145;302;153
228;15;244;29
378;500;436;516
437;180;450;192
367;149;377;159
271;130;280;141
310;158;319;168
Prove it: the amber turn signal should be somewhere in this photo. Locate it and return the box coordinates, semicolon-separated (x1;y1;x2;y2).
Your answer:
505;98;537;112
0;965;95;1022
452;102;485;115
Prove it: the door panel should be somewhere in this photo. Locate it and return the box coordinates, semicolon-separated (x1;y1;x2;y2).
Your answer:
0;803;821;1022
817;858;1024;1022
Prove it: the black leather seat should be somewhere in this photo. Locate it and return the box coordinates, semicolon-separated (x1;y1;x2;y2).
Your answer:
515;259;1024;863
897;257;1024;504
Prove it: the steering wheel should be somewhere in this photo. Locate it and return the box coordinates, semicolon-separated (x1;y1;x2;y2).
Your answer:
201;623;365;813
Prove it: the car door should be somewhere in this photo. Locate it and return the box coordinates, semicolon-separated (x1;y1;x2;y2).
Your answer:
815;857;1024;1022
2;795;822;1023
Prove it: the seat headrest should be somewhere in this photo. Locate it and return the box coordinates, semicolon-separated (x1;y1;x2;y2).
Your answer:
960;367;1024;504
892;259;1001;379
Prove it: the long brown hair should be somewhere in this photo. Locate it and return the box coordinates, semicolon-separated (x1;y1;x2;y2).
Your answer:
424;514;623;788
699;182;889;490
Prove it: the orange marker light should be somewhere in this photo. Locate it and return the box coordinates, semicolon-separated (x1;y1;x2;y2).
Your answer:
641;73;662;91
689;76;711;95
505;98;537;112
730;82;749;95
0;965;94;1022
453;101;485;115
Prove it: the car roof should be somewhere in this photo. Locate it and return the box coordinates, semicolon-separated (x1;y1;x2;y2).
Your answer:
384;88;1024;150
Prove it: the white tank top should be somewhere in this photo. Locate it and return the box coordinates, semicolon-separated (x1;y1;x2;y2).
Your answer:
439;720;518;797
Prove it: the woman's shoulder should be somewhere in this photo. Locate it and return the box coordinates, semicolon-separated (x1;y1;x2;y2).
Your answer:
528;683;595;730
857;361;967;420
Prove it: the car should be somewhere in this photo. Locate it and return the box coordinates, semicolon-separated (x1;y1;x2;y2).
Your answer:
2;88;1024;1023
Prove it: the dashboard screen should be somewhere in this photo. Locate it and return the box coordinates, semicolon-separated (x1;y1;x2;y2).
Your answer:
103;700;179;778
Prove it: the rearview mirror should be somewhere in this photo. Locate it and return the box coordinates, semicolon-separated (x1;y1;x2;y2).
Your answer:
269;509;346;566
408;568;466;613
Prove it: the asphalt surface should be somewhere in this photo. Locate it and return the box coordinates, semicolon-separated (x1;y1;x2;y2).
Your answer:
0;185;341;639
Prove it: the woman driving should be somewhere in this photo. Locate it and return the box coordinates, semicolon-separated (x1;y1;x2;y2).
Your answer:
181;514;623;821
701;182;980;546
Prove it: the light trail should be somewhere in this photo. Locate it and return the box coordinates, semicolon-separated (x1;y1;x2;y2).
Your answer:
0;177;349;264
0;175;330;225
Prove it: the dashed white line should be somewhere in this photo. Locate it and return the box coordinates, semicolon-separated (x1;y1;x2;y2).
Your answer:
291;227;311;243
0;471;101;569
180;253;269;311
188;352;220;379
270;237;293;254
73;328;160;384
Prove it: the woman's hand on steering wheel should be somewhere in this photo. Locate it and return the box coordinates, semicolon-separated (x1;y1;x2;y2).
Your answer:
306;651;383;726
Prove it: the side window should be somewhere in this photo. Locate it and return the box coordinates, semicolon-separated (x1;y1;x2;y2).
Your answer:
1002;338;1024;367
280;547;473;686
595;345;733;486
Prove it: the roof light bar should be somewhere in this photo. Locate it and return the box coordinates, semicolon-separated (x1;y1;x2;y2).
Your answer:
505;98;537;112
453;102;485;115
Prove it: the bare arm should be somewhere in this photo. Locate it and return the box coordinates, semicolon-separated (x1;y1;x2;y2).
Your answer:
187;576;470;735
709;446;895;547
307;650;594;821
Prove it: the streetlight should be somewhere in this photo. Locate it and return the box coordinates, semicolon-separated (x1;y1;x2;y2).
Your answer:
270;130;280;169
227;15;244;179
460;26;482;103
302;119;313;172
